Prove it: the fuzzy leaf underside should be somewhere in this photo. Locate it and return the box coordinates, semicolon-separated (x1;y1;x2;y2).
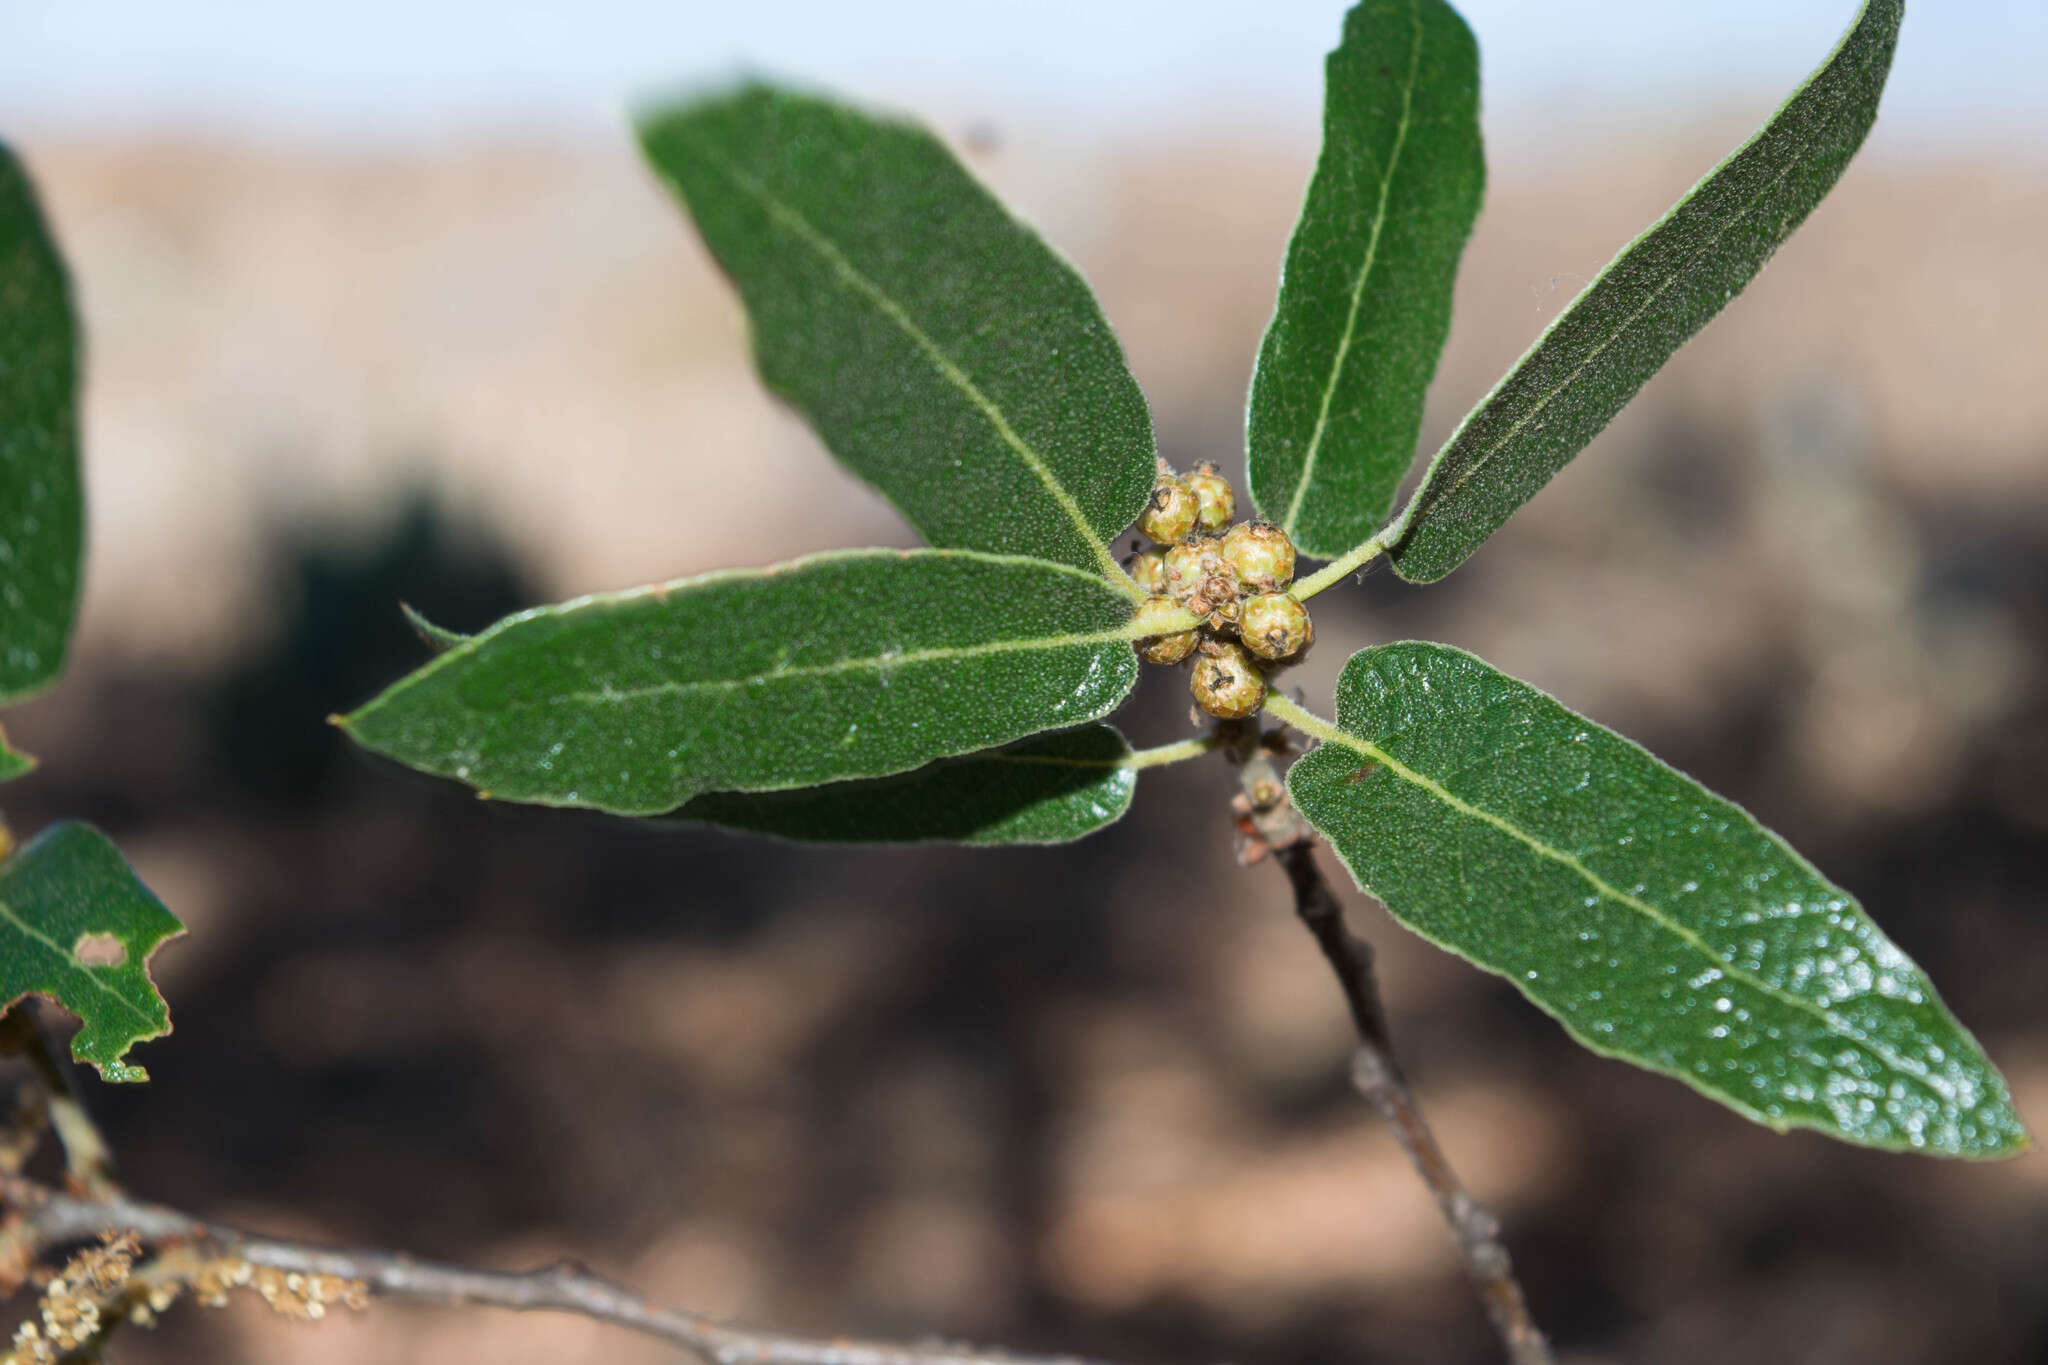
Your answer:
1290;642;2026;1158
0;822;183;1082
0;143;84;703
1247;0;1484;557
1386;0;1903;582
639;84;1155;587
342;550;1142;817
674;724;1137;845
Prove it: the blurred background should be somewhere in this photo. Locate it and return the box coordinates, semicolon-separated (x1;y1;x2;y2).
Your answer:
3;2;2046;1362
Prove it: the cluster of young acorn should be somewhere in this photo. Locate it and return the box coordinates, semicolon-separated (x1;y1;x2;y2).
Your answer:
1126;459;1312;720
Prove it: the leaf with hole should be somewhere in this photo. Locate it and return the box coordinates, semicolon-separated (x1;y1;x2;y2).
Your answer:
341;550;1144;817
639;83;1155;588
0;822;183;1082
1247;0;1484;557
1286;642;2027;1158
673;724;1138;845
1385;0;1902;582
1;143;84;704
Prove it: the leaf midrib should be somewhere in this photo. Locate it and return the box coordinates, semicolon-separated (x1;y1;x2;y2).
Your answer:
1406;77;1844;529
1282;698;1952;1099
1280;0;1427;539
543;624;1138;709
668;126;1139;594
0;893;155;1029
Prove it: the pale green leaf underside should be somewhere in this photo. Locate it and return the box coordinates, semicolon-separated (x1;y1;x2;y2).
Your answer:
1386;0;1902;582
674;724;1137;845
342;550;1143;817
1288;642;2025;1158
1248;0;1483;557
639;84;1154;590
0;822;183;1082
1;142;84;703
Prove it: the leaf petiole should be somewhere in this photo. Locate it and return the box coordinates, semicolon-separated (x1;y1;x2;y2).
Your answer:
1261;689;1346;744
1124;736;1222;771
1288;533;1389;603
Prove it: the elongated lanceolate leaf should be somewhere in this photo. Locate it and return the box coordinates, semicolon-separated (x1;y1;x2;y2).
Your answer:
1387;0;1902;582
1;143;84;702
674;724;1137;845
639;85;1154;588
0;822;183;1082
1247;0;1483;557
1287;642;2026;1157
342;550;1144;817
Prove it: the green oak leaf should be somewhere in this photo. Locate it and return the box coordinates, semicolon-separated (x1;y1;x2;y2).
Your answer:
638;83;1155;590
0;723;32;782
1247;0;1484;557
341;550;1144;817
1;142;84;703
674;724;1137;846
1286;642;2026;1158
1386;0;1902;582
0;822;183;1082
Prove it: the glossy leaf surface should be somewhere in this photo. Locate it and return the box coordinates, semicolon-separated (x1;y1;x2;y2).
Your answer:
675;724;1136;845
1387;0;1902;582
640;84;1154;588
0;144;83;702
1248;0;1483;557
343;550;1142;816
1288;642;2026;1157
0;822;182;1082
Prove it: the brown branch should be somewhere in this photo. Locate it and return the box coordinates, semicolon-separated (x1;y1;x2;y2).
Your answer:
0;1006;116;1199
1227;724;1554;1365
0;1173;1123;1365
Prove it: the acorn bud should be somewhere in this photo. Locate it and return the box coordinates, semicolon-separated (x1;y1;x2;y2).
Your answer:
1240;591;1313;661
1221;521;1297;592
1139;472;1199;546
1163;536;1221;608
1131;596;1198;665
1191;641;1265;719
1185;461;1236;533
1127;549;1169;595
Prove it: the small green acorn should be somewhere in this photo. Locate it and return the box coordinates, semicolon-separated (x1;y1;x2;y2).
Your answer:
1185;461;1236;533
1191;640;1265;719
1131;596;1199;665
1128;549;1170;595
1163;536;1221;607
1240;591;1313;662
1221;521;1297;592
1139;469;1199;545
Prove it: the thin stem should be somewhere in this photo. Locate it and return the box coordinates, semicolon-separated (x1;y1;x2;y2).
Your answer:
1259;690;1346;748
1225;726;1553;1365
0;1173;1131;1365
1288;533;1388;602
0;1006;116;1198
1124;736;1221;771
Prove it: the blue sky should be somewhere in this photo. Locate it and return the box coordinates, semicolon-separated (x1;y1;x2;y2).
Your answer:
2;1;2042;151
